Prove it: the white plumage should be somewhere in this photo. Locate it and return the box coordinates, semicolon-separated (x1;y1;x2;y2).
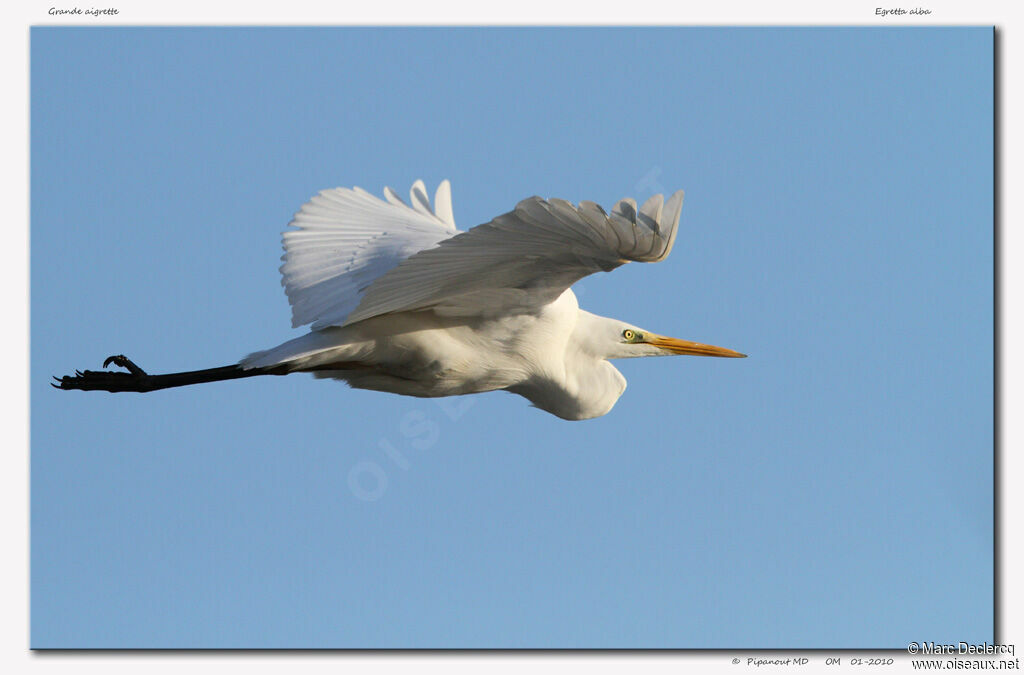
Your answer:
58;179;743;419
280;179;457;330
244;179;744;420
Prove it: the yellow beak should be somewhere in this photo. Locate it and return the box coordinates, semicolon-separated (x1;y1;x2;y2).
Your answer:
645;335;747;358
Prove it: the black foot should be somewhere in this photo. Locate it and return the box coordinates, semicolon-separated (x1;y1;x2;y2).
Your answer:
102;354;148;377
53;354;152;392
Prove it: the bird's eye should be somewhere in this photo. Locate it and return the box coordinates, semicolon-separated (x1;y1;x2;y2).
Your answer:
622;329;636;341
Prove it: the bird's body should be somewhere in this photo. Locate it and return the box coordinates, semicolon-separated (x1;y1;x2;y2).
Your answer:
244;289;625;419
57;179;744;420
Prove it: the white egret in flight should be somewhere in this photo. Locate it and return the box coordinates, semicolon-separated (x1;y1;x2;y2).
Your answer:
56;180;744;420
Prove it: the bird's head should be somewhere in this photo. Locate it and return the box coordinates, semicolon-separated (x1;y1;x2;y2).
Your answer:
613;325;746;359
578;312;746;360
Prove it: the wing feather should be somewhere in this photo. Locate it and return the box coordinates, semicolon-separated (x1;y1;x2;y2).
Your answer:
410;179;433;217
341;190;684;325
433;180;456;227
280;180;458;329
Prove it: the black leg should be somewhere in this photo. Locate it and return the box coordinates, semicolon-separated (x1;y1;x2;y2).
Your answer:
53;357;284;393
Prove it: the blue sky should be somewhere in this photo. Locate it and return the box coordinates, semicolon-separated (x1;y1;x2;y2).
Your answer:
31;27;993;648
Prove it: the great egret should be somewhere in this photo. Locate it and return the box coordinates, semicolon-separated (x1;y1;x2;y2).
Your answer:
56;180;744;420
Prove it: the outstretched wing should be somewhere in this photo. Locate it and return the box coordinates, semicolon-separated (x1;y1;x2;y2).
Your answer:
341;190;684;326
281;179;458;330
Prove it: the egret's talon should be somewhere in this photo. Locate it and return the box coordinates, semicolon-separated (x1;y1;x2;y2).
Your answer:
102;354;147;376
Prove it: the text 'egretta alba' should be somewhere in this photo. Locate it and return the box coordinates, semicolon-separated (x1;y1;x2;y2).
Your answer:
56;180;745;420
